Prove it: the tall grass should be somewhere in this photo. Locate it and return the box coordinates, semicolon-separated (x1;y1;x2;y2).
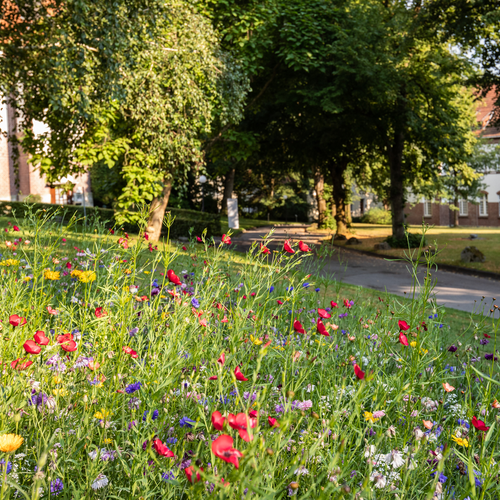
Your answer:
0;208;498;499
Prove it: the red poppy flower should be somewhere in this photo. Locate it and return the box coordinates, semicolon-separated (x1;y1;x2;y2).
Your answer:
167;269;181;285
398;320;410;331
47;306;59;315
293;320;305;334
249;410;258;418
11;358;33;370
222;234;231;244
118;237;128;249
196;236;203;243
221;315;229;323
234;366;248;381
263;340;272;348
34;330;49;346
283;240;295;254
330;301;338;308
277;300;283;305
343;299;352;308
318;308;331;319
209;376;218;380
185;465;203;483
298;241;311;252
316;318;329;336
153;439;174;457
212;435;243;468
472;416;490;432
354;364;365;380
268;417;279;427
228;413;257;442
398;332;409;346
9;315;27;327
61;340;77;352
484;333;492;338
95;307;107;318
122;346;138;359
260;243;270;254
217;352;225;366
23;340;41;355
211;411;225;430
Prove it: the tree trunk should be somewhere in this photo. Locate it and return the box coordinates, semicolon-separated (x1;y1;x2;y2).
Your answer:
387;128;406;239
330;162;349;235
314;168;327;228
453;196;459;227
221;168;235;215
146;177;172;242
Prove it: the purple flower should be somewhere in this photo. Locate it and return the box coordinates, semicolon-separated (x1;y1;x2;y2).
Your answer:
129;327;139;337
485;354;498;361
50;478;64;496
143;410;159;422
179;417;196;428
480;338;489;345
448;345;458;352
125;382;142;394
0;460;12;474
191;298;200;309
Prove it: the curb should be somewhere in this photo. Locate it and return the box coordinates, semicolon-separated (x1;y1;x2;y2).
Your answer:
329;243;500;282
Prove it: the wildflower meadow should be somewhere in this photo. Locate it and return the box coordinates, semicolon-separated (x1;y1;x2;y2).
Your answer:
0;209;499;500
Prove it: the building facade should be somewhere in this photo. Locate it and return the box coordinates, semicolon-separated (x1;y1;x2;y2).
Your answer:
0;99;93;206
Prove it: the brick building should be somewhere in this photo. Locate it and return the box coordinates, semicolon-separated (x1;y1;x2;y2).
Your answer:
0;99;93;206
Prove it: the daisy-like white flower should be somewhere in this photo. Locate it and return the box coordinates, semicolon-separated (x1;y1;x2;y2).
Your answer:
414;428;425;441
364;445;376;458
91;474;109;490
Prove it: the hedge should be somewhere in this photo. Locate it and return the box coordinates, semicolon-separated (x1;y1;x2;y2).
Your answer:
0;201;221;238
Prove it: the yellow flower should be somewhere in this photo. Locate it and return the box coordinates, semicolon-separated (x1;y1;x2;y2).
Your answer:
0;259;19;267
124;269;131;275
23;276;31;282
44;270;60;281
71;269;83;279
53;388;68;397
250;335;263;346
78;270;96;283
143;271;150;274
420;348;428;355
52;375;63;385
451;435;468;447
410;341;417;348
94;409;112;420
104;438;113;444
364;411;379;423
0;434;24;453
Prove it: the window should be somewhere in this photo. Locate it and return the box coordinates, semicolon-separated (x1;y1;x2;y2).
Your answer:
479;194;488;216
459;199;468;216
424;199;432;217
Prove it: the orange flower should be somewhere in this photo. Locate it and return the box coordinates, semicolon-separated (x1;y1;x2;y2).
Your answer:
422;420;433;430
443;382;454;392
492;400;500;409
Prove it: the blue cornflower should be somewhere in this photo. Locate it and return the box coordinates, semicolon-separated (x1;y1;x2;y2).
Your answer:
162;471;176;482
152;279;159;288
302;282;310;288
0;460;12;474
269;286;275;292
143;410;159;422
480;338;489;345
286;286;294;292
315;288;320;292
166;437;178;444
179;417;196;428
125;382;142;394
191;298;200;309
458;419;470;429
50;478;64;496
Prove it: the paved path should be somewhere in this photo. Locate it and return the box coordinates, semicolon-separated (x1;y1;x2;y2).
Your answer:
232;225;500;314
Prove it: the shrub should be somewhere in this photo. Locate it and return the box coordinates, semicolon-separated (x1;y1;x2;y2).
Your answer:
361;207;392;225
0;201;221;237
385;232;427;248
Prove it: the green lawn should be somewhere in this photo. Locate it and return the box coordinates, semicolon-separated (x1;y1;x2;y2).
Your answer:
327;223;500;274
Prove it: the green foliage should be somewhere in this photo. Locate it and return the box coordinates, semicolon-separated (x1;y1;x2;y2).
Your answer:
362;208;392;225
386;232;427;249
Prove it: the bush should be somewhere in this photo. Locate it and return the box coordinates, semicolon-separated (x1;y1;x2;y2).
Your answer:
361;207;392;225
0;201;222;237
385;232;427;248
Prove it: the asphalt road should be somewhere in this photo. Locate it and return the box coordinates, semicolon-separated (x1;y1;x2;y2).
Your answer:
231;225;500;314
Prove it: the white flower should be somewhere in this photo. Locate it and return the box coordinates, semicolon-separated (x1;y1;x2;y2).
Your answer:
306;384;316;393
386;450;405;469
364;445;376;458
386;425;396;437
370;472;387;488
91;474;109;490
414;428;425;440
294;466;309;476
